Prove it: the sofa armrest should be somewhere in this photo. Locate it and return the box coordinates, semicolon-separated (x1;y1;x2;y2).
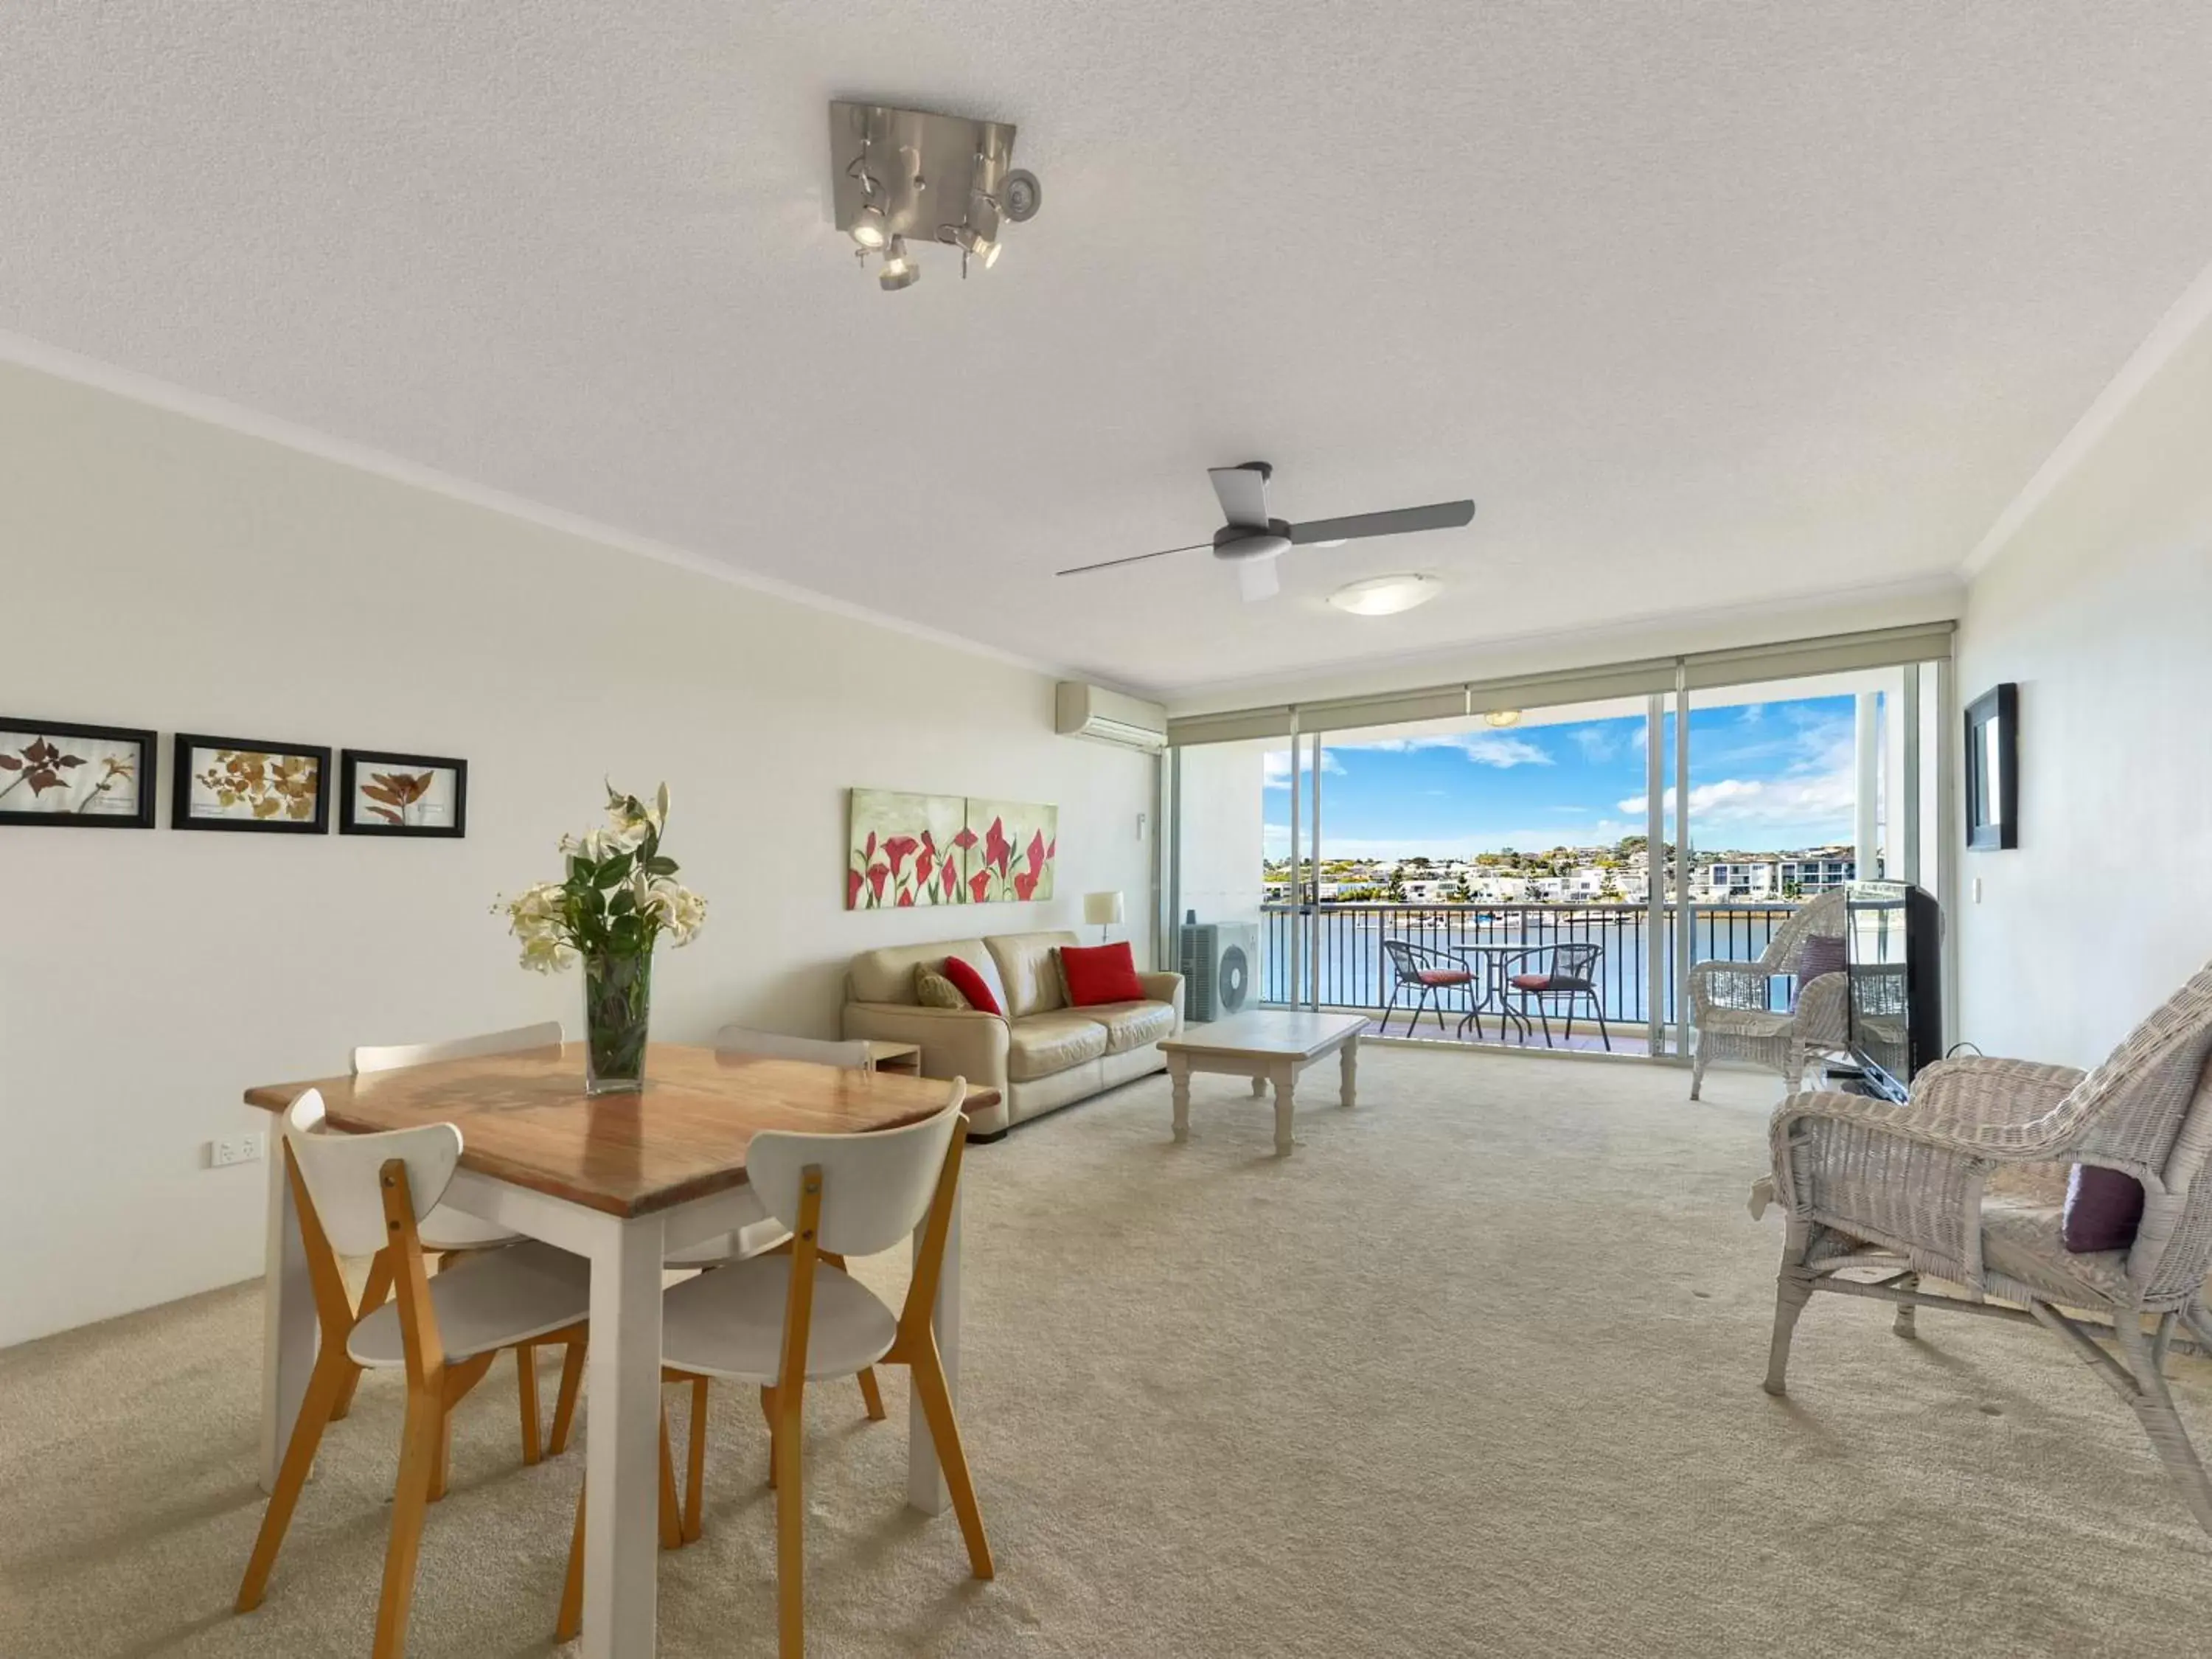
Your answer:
842;1001;1010;1092
1137;971;1184;1026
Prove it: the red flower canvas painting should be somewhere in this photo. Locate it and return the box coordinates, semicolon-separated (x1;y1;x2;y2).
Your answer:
847;787;1058;909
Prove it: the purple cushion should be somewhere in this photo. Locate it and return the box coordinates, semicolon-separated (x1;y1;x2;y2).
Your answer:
1795;935;1847;983
2063;1164;2144;1253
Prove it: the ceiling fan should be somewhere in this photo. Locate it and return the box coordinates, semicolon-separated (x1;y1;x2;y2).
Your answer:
1054;462;1475;601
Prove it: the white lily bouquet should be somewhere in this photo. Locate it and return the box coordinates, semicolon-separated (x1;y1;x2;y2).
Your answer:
500;782;707;1093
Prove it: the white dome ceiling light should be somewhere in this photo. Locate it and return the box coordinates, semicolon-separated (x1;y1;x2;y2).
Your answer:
1326;574;1444;616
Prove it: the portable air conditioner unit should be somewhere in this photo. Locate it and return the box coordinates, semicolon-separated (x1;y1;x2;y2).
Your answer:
1055;681;1169;752
1178;921;1259;1023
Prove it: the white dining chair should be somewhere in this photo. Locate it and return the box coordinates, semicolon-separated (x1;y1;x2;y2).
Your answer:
237;1091;594;1659
347;1021;577;1467
557;1082;992;1655
546;1023;888;1464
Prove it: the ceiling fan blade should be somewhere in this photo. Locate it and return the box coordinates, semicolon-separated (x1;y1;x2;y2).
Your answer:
1237;557;1281;602
1054;542;1211;577
1288;500;1476;545
1208;464;1273;529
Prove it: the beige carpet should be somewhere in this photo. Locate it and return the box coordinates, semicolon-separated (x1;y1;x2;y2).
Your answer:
5;1046;2210;1658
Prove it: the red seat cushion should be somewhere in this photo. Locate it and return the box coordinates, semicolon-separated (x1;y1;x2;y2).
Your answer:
1059;941;1146;1007
1413;968;1473;987
940;956;1003;1016
1512;972;1594;993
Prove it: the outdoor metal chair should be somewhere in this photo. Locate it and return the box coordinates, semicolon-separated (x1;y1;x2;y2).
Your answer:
1497;942;1609;1050
1379;939;1485;1039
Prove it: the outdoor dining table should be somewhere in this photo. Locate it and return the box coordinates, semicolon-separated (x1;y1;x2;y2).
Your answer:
243;1041;995;1658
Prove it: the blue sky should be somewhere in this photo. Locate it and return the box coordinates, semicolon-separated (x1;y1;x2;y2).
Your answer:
1264;695;1863;860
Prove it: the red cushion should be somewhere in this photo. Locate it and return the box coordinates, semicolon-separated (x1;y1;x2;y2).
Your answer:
1059;942;1145;1007
1509;973;1551;992
1413;968;1473;987
939;956;1002;1017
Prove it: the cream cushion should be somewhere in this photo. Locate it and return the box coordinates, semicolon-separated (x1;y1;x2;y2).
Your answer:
1006;1009;1110;1081
1083;1000;1178;1054
987;931;1079;1018
849;938;1006;1011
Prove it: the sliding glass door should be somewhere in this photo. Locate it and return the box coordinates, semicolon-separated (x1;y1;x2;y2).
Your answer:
1164;627;1953;1060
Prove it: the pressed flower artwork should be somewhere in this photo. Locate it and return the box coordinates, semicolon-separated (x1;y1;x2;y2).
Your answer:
846;788;1057;908
173;734;332;833
0;718;157;829
848;789;966;909
339;750;467;838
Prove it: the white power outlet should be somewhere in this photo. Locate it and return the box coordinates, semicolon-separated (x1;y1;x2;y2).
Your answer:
210;1133;265;1169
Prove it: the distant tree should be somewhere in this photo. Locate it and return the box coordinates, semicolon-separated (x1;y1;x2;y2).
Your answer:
1386;869;1407;902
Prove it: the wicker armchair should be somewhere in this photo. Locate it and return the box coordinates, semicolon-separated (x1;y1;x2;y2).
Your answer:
1688;888;1848;1099
1756;959;2212;1534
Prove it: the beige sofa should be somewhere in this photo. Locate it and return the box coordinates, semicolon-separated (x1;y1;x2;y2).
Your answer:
841;931;1183;1138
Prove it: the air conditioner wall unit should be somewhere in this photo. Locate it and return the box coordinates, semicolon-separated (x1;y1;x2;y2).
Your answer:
1055;681;1168;752
1178;920;1259;1022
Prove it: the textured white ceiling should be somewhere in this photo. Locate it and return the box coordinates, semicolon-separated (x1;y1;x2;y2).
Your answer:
4;2;2210;696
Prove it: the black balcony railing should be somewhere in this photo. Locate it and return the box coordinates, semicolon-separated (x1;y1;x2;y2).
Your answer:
1259;902;1797;1027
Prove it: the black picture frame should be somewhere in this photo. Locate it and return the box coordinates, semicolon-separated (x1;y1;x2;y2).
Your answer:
0;717;159;829
338;750;468;838
1964;682;2018;851
172;734;333;833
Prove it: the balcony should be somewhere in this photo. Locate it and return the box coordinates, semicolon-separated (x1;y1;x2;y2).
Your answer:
1258;902;1801;1054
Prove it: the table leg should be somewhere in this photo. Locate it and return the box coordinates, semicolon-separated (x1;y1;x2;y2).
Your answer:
1339;1036;1358;1109
1250;1074;1269;1098
582;1212;665;1659
1273;1066;1296;1157
908;1186;960;1514
260;1144;315;1494
1170;1057;1192;1142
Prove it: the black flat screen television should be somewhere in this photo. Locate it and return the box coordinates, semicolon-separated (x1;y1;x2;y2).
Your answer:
1843;881;1942;1102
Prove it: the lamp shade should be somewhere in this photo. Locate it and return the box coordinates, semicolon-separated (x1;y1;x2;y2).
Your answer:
1083;891;1124;927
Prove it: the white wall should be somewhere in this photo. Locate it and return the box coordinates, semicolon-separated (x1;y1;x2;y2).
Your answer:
1954;308;2212;1066
0;361;1155;1347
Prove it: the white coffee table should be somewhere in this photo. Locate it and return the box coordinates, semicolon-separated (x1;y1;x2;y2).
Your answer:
1160;1010;1366;1156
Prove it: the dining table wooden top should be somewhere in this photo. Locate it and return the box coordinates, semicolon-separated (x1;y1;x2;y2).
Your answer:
242;1042;995;1219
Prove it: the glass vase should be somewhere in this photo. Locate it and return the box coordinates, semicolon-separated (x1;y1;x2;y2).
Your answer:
583;950;653;1095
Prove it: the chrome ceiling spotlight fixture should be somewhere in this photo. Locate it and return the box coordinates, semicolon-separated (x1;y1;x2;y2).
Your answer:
829;102;1037;291
878;235;920;291
846;128;886;248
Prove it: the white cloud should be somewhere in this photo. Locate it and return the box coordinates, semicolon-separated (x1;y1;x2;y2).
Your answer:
1571;727;1616;762
1262;748;1346;790
1615;710;1857;835
1351;731;1552;768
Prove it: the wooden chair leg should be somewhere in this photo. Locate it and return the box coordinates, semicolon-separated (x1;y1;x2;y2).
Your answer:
373;1389;444;1659
333;1249;396;1422
773;1394;807;1659
556;1482;586;1643
759;1385;779;1488
908;1340;995;1579
430;1351;496;1502
548;1336;586;1455
659;1409;684;1551
236;1349;352;1612
516;1344;543;1465
856;1367;887;1422
684;1376;709;1543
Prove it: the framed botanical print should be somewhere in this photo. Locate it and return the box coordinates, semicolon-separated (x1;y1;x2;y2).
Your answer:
0;718;158;829
173;734;332;832
338;750;467;838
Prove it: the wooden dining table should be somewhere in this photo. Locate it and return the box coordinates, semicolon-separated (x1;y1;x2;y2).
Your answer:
243;1041;995;1658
